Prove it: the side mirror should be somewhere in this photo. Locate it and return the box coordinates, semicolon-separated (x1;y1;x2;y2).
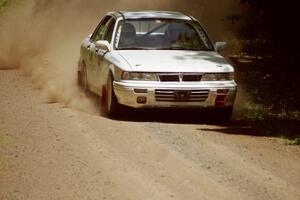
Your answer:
95;40;111;52
215;42;227;52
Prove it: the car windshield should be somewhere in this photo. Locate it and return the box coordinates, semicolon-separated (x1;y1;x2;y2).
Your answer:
114;19;214;51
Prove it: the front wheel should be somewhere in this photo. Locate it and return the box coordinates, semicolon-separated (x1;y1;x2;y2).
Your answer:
78;66;89;95
104;74;122;118
215;106;233;122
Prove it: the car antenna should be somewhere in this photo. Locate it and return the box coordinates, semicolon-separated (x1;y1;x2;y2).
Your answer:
185;14;195;21
117;11;126;22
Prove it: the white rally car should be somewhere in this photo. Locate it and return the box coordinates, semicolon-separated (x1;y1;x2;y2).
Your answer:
78;11;237;120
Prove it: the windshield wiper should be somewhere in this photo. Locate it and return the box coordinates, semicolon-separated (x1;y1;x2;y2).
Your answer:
117;47;153;50
142;23;168;37
155;47;211;51
117;47;213;51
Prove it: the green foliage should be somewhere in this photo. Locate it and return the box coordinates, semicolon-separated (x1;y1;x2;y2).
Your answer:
0;0;11;7
233;58;300;143
0;0;19;14
243;102;300;144
228;0;300;59
228;0;300;118
293;138;300;145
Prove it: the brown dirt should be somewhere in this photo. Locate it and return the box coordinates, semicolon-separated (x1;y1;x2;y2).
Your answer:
1;69;299;200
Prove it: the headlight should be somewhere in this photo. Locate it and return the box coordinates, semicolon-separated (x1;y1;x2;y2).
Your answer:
122;72;158;81
201;73;234;81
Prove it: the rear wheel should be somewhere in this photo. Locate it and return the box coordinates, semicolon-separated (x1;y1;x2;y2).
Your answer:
105;73;122;118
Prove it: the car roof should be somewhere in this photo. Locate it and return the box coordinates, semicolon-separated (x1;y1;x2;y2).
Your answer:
108;11;195;21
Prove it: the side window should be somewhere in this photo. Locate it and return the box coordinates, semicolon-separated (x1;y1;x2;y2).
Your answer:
90;16;112;42
103;18;116;42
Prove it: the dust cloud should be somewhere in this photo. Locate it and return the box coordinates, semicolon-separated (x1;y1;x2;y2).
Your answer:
0;0;244;115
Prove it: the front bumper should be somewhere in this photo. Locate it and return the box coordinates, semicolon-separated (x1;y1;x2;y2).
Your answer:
113;80;237;108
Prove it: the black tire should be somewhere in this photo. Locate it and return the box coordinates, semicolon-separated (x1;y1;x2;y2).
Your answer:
105;73;122;118
78;65;89;95
215;106;233;122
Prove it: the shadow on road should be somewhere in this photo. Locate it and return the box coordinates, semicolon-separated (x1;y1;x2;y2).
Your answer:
111;108;262;137
197;117;300;139
89;93;260;138
196;122;258;136
111;107;241;125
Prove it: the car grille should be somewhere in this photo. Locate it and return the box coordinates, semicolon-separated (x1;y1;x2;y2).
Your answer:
158;73;202;82
155;89;209;102
159;74;180;82
182;74;202;81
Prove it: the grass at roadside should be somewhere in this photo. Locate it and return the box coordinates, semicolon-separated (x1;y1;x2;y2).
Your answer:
0;134;15;164
244;103;300;145
0;0;18;14
0;0;11;12
231;55;300;145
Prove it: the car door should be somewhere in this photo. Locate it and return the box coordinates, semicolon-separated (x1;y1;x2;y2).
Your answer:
94;17;116;94
86;15;112;92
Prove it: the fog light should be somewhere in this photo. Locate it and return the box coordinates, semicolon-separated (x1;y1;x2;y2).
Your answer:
217;89;229;94
134;89;148;93
215;94;226;107
137;97;147;104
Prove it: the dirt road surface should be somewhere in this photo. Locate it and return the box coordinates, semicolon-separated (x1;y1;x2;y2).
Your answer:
1;69;300;200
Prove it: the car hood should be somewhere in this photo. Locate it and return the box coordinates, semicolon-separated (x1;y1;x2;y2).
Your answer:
116;50;233;73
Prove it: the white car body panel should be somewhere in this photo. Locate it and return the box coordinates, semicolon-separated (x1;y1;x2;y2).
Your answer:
78;11;237;109
117;50;234;73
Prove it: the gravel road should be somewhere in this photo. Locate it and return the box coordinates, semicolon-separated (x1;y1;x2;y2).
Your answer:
1;70;300;200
